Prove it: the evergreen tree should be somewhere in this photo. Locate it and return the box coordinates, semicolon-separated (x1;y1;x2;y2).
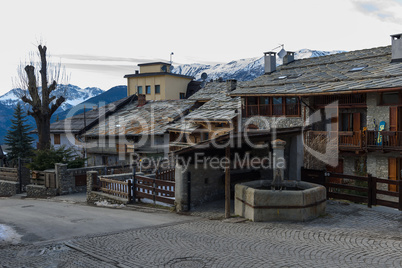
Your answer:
4;103;34;164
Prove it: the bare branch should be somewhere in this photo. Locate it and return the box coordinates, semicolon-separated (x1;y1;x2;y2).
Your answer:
50;96;65;115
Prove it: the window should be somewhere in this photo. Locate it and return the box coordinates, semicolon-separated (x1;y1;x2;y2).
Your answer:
155;85;160;94
137;86;143;94
286;97;298;115
54;134;60;145
381;92;400;105
180;93;186;99
242;96;300;117
272;97;283;115
146;86;151;94
349;66;367;72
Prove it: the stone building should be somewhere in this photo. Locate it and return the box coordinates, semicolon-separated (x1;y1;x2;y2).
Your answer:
228;33;402;195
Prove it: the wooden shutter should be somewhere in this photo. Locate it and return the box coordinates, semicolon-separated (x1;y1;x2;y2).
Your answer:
54;134;60;145
388;158;397;192
390;107;398;131
353;113;361;131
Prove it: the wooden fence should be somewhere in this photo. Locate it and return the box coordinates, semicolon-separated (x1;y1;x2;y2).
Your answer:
0;167;18;182
96;168;175;205
301;168;402;211
156;169;175;181
31;171;57;188
134;174;175;205
99;177;132;200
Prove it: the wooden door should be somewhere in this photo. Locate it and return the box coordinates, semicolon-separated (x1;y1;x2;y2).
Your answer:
388;158;398;192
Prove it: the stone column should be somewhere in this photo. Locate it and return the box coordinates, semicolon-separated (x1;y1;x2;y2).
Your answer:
174;164;188;212
55;163;68;195
271;139;286;182
86;171;98;202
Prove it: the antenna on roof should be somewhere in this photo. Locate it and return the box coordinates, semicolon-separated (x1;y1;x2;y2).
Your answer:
271;44;286;58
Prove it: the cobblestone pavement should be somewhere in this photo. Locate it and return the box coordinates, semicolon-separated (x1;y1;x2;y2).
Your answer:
0;200;401;268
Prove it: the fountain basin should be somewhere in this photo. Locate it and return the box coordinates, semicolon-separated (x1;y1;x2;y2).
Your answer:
235;180;326;222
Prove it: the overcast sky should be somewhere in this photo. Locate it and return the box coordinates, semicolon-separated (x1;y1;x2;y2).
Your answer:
1;0;402;95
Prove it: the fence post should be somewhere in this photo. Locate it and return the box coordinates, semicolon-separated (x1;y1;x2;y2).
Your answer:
323;171;329;199
86;171;98;202
127;180;132;203
153;177;156;205
399;180;402;211
367;174;372;208
371;174;377;207
132;167;136;203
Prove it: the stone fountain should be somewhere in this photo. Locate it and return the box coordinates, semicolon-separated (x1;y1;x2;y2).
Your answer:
234;139;326;222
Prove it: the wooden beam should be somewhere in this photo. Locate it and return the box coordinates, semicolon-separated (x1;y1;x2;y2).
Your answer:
225;145;231;219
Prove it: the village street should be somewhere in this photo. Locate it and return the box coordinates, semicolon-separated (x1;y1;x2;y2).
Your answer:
0;196;401;268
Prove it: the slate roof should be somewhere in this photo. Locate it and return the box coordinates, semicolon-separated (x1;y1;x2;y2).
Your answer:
184;95;241;121
188;81;230;101
83;99;196;137
168;94;241;134
231;46;402;96
49;95;136;134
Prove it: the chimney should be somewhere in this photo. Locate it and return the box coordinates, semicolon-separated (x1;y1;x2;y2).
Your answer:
264;52;276;74
283;51;295;65
135;70;139;74
226;79;237;91
391;33;402;63
138;94;146;107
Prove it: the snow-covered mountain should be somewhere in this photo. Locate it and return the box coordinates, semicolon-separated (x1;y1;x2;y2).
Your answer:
173;49;345;81
0;84;104;112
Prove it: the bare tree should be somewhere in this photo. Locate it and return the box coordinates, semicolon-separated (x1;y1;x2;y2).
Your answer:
19;45;66;150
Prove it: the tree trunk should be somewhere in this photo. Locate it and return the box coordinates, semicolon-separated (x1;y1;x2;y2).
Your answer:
20;45;65;150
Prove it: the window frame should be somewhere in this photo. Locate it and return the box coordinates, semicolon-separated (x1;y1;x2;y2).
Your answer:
155;85;161;94
146;85;151;94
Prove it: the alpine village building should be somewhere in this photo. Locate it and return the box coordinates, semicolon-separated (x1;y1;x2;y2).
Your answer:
49;33;402;195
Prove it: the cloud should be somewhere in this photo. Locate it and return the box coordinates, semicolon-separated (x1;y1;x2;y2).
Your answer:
54;54;165;64
63;62;135;75
352;0;402;23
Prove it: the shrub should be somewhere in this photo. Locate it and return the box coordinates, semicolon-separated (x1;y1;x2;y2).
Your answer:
27;146;85;171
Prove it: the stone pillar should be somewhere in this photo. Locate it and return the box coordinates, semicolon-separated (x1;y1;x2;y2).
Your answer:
86;171;98;202
55;163;68;195
272;139;287;182
174;164;188;212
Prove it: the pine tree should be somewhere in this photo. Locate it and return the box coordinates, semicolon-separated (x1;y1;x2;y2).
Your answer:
4;103;34;164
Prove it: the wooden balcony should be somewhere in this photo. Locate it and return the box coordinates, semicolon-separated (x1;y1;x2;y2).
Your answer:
306;130;402;152
365;130;402;151
305;131;362;151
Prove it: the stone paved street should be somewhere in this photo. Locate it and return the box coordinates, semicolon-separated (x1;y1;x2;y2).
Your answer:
0;200;401;268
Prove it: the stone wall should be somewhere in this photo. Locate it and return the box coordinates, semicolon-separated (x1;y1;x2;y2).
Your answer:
186;164;225;208
56;164;107;195
26;185;57;198
366;93;389;130
175;163;225;211
0;180;19;196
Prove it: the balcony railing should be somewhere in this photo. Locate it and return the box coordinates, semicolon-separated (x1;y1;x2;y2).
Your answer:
366;130;402;150
305;131;362;150
306;130;402;151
